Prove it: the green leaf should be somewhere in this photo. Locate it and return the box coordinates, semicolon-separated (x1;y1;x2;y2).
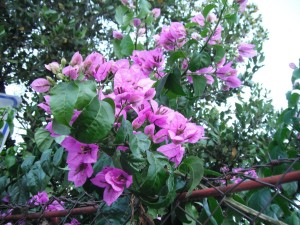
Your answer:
75;80;97;110
93;152;113;174
224;13;238;25
0;176;8;193
129;133;151;158
203;198;218;225
115;118;133;144
282;181;298;196
113;39;123;59
50;81;79;126
288;92;299;108
94;196;131;225
115;5;128;26
178;156;204;196
213;45;226;63
165;68;186;96
120;35;134;57
155;73;169;97
138;0;151;17
208;197;223;225
40;149;54;176
167;51;186;65
188;52;211;72
26;161;48;194
71;96;115;143
53;147;64;166
34;128;54;151
203;4;216;18
52;118;71;135
5;155;16;168
140;151;169;195
247;189;272;213
192;75;206;97
292;68;300;83
21;155;36;172
8;176;29;204
120;152;146;174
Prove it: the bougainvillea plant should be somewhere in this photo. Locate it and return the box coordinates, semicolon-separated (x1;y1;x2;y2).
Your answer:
3;0;299;224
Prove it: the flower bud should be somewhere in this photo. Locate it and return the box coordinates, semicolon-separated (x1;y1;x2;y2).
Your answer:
133;18;141;27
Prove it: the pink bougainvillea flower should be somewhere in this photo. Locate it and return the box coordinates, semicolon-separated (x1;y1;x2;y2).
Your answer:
207;13;217;23
113;31;123;39
38;95;51;114
111;59;130;74
206;25;222;45
91;167;132;206
62;65;80;80
46;200;65;211
45;62;60;74
159;22;186;51
238;43;257;58
289;63;297;69
236;0;248;12
191;13;205;26
166;112;205;144
82;52;105;78
216;61;237;79
157;143;185;167
64;218;81;225
95;60;113;82
30;78;51;93
225;75;242;88
152;8;161;19
28;191;49;205
70;51;83;66
61;136;99;164
191;32;201;40
68;162;93;187
45;121;60;137
133;18;141;27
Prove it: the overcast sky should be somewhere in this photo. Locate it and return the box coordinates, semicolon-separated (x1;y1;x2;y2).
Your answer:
252;0;300;110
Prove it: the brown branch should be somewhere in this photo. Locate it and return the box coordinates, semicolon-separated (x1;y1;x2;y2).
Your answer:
178;170;300;201
2;171;300;221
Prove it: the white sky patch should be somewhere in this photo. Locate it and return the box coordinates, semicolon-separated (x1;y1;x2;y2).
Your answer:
252;0;300;110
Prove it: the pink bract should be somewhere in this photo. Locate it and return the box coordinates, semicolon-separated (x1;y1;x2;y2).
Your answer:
30;78;51;93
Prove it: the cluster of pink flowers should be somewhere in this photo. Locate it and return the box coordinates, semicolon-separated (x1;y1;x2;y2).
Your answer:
30;2;257;206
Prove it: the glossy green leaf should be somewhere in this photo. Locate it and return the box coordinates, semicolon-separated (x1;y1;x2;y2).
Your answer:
213;45;226;63
165;68;186;96
188;52;211;72
292;68;300;83
21;155;36;172
50;81;79;126
53;147;64;166
120;152;146;174
26;162;48;193
74;80;97;110
113;39;123;59
71;96;115;143
288;92;299;108
192;75;206;97
0;176;8;193
115;5;128;26
120;35;134;57
247;189;272;212
52;118;71;135
282;181;298;196
8;176;29;204
208;197;223;225
138;0;151;18
129;133;151;158
179;156;204;196
140;151;169;195
203;4;216;18
5;155;16;168
115;118;133;144
34;128;54;152
203;198;218;225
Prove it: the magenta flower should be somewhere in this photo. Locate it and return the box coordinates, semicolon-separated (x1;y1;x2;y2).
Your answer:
28;191;49;205
91;167;133;206
95;60;113;82
133;18;141;27
159;22;186;51
45;121;60;137
236;0;248;12
65;218;81;225
61;136;99;164
206;25;222;45
225;75;242;88
157;143;185;167
113;30;123;39
191;14;205;26
70;51;83;66
62;65;80;80
207;13;217;23
216;61;237;79
289;63;297;69
68;162;93;187
46;200;64;211
30;78;51;93
38;95;51;114
82;52;105;77
152;8;161;19
45;62;60;74
238;43;257;58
